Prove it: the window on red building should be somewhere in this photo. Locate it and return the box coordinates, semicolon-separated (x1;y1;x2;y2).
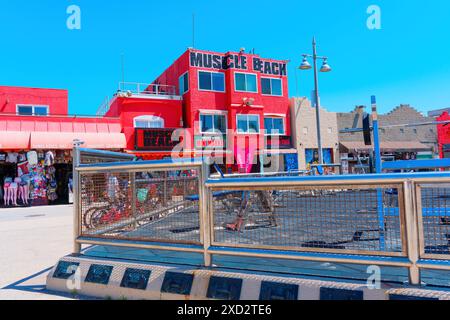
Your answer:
264;117;285;135
200;114;226;134
17;105;49;116
261;78;282;96
179;72;189;95
235;73;257;93
134;115;165;128
237;114;260;133
198;71;225;92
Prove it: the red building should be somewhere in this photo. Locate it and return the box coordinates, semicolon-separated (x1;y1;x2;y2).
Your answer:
437;112;450;158
0;85;125;150
107;48;296;172
0;48;296;207
0;85;126;207
103;84;183;159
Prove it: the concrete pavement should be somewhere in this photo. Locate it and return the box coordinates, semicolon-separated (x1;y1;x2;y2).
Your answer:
0;205;75;300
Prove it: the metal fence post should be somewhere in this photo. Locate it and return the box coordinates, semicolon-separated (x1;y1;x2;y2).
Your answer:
200;160;212;267
72;141;82;254
130;172;137;229
163;171;168;206
403;180;421;285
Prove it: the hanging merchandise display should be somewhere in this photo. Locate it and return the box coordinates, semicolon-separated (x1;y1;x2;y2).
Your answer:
27;151;38;166
28;161;48;205
18;152;27;162
17;161;29;176
45;151;55;167
0;147;75;207
6;152;19;164
46;165;58;202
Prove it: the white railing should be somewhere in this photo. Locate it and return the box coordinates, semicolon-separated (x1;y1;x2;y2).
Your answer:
117;82;178;97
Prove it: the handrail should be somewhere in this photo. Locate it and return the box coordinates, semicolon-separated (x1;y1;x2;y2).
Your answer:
76;158;204;172
79;148;136;160
205;171;450;187
382;158;450;170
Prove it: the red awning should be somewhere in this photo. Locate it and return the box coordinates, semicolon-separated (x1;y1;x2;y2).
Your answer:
30;132;127;149
0;131;30;149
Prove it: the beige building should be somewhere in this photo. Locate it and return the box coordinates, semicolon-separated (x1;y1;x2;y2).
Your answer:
290;97;340;170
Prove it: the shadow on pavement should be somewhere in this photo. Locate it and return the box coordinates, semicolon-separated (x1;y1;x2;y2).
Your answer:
1;266;94;300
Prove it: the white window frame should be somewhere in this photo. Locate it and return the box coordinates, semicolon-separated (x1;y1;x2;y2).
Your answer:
261;77;283;96
263;115;286;136
16;104;49;116
133;115;165;128
236;114;260;134
234;72;258;93
199;112;228;135
179;71;189;95
197;70;226;92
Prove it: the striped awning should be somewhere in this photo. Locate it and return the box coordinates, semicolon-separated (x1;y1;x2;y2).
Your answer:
0;131;30;149
30;132;127;149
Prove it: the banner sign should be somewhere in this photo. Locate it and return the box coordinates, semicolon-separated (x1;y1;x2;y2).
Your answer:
194;135;226;150
190;51;287;76
265;136;292;149
135;128;179;151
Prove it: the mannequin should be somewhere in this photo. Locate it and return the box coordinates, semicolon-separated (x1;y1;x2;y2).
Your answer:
22;179;30;205
4;177;17;206
16;177;29;205
4;178;11;206
10;179;18;206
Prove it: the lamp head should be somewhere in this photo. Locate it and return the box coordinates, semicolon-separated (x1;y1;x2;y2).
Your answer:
299;56;312;70
320;59;332;72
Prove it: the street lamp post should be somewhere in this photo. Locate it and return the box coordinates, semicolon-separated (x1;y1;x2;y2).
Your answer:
299;37;332;165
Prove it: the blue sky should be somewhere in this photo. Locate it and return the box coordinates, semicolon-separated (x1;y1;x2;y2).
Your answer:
0;0;449;115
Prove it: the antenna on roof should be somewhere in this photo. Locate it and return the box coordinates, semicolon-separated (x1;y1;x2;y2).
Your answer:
192;13;195;48
121;53;125;84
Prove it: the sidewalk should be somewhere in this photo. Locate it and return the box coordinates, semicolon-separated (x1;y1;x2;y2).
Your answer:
0;205;75;300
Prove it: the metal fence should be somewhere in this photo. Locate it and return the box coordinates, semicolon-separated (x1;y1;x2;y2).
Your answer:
79;168;201;245
417;183;450;259
72;147;450;286
209;186;404;255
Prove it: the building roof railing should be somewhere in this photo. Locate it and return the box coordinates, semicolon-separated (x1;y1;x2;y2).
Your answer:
0;111;120;120
117;82;179;98
95;82;181;116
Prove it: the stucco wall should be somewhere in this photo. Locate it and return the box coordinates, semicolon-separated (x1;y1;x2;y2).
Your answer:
337;104;438;153
290;97;339;170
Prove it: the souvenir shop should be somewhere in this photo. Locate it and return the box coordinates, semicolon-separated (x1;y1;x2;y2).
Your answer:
0;150;73;207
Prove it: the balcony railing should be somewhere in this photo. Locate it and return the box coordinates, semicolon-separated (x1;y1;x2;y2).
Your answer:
117;82;178;97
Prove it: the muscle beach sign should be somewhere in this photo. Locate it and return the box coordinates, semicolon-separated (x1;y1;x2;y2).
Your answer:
190;51;287;76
